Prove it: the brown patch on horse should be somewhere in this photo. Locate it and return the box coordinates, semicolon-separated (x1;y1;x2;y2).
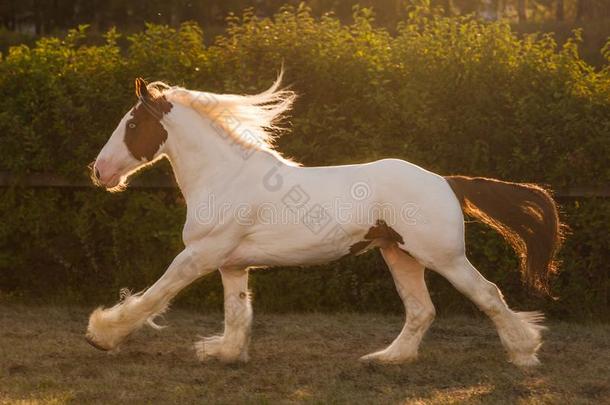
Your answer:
445;175;564;295
349;220;405;255
124;78;173;161
349;240;372;255
363;220;404;244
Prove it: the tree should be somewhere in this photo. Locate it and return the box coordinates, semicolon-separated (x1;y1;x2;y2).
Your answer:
517;0;527;21
556;0;564;21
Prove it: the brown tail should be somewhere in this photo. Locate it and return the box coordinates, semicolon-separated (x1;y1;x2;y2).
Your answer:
445;175;564;295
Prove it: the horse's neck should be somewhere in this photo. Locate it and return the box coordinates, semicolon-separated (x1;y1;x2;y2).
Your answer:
164;113;285;200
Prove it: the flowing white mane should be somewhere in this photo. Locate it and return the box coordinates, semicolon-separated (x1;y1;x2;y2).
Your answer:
148;73;298;164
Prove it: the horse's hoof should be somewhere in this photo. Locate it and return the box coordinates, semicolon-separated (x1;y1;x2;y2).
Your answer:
359;350;417;364
510;353;541;367
85;334;110;351
195;337;248;364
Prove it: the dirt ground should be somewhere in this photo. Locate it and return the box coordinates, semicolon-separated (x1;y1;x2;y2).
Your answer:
0;304;609;404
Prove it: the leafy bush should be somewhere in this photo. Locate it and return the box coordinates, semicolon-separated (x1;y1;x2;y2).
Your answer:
0;6;608;320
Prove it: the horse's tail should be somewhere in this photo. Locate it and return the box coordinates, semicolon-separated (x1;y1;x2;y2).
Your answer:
445;175;564;295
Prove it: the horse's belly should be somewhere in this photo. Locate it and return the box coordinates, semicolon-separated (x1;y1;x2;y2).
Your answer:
222;234;352;268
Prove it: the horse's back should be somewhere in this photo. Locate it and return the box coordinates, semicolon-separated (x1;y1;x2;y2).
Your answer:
275;158;466;268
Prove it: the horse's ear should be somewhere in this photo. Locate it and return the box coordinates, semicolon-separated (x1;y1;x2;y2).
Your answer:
135;77;150;100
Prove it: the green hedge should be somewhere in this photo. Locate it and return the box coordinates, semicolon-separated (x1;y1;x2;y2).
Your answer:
0;6;608;320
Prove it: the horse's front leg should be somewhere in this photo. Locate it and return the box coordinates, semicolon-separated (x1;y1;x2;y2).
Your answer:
85;242;222;351
195;267;252;363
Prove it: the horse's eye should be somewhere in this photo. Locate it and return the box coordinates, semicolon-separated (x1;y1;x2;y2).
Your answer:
128;122;136;129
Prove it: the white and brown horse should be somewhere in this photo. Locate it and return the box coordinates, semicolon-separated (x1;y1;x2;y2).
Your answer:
87;74;562;367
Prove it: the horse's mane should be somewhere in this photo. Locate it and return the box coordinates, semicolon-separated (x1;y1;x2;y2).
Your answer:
147;72;299;165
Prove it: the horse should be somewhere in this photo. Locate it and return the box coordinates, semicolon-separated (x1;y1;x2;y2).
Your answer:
87;73;563;367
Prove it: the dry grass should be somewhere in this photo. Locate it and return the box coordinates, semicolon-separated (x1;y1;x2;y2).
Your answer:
0;304;609;404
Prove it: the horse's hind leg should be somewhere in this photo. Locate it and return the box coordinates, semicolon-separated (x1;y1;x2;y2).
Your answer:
361;244;435;363
433;255;545;367
195;267;252;363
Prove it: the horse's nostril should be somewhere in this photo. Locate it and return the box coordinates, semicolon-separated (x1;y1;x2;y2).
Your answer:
94;167;101;180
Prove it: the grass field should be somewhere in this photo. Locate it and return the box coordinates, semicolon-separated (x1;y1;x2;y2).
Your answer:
1;304;609;404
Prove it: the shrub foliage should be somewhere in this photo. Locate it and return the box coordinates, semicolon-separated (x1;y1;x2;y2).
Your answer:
0;6;608;320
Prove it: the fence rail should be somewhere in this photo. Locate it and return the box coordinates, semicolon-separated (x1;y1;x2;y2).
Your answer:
0;172;608;197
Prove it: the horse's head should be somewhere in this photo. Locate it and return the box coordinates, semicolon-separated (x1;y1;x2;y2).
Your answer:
92;78;173;191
